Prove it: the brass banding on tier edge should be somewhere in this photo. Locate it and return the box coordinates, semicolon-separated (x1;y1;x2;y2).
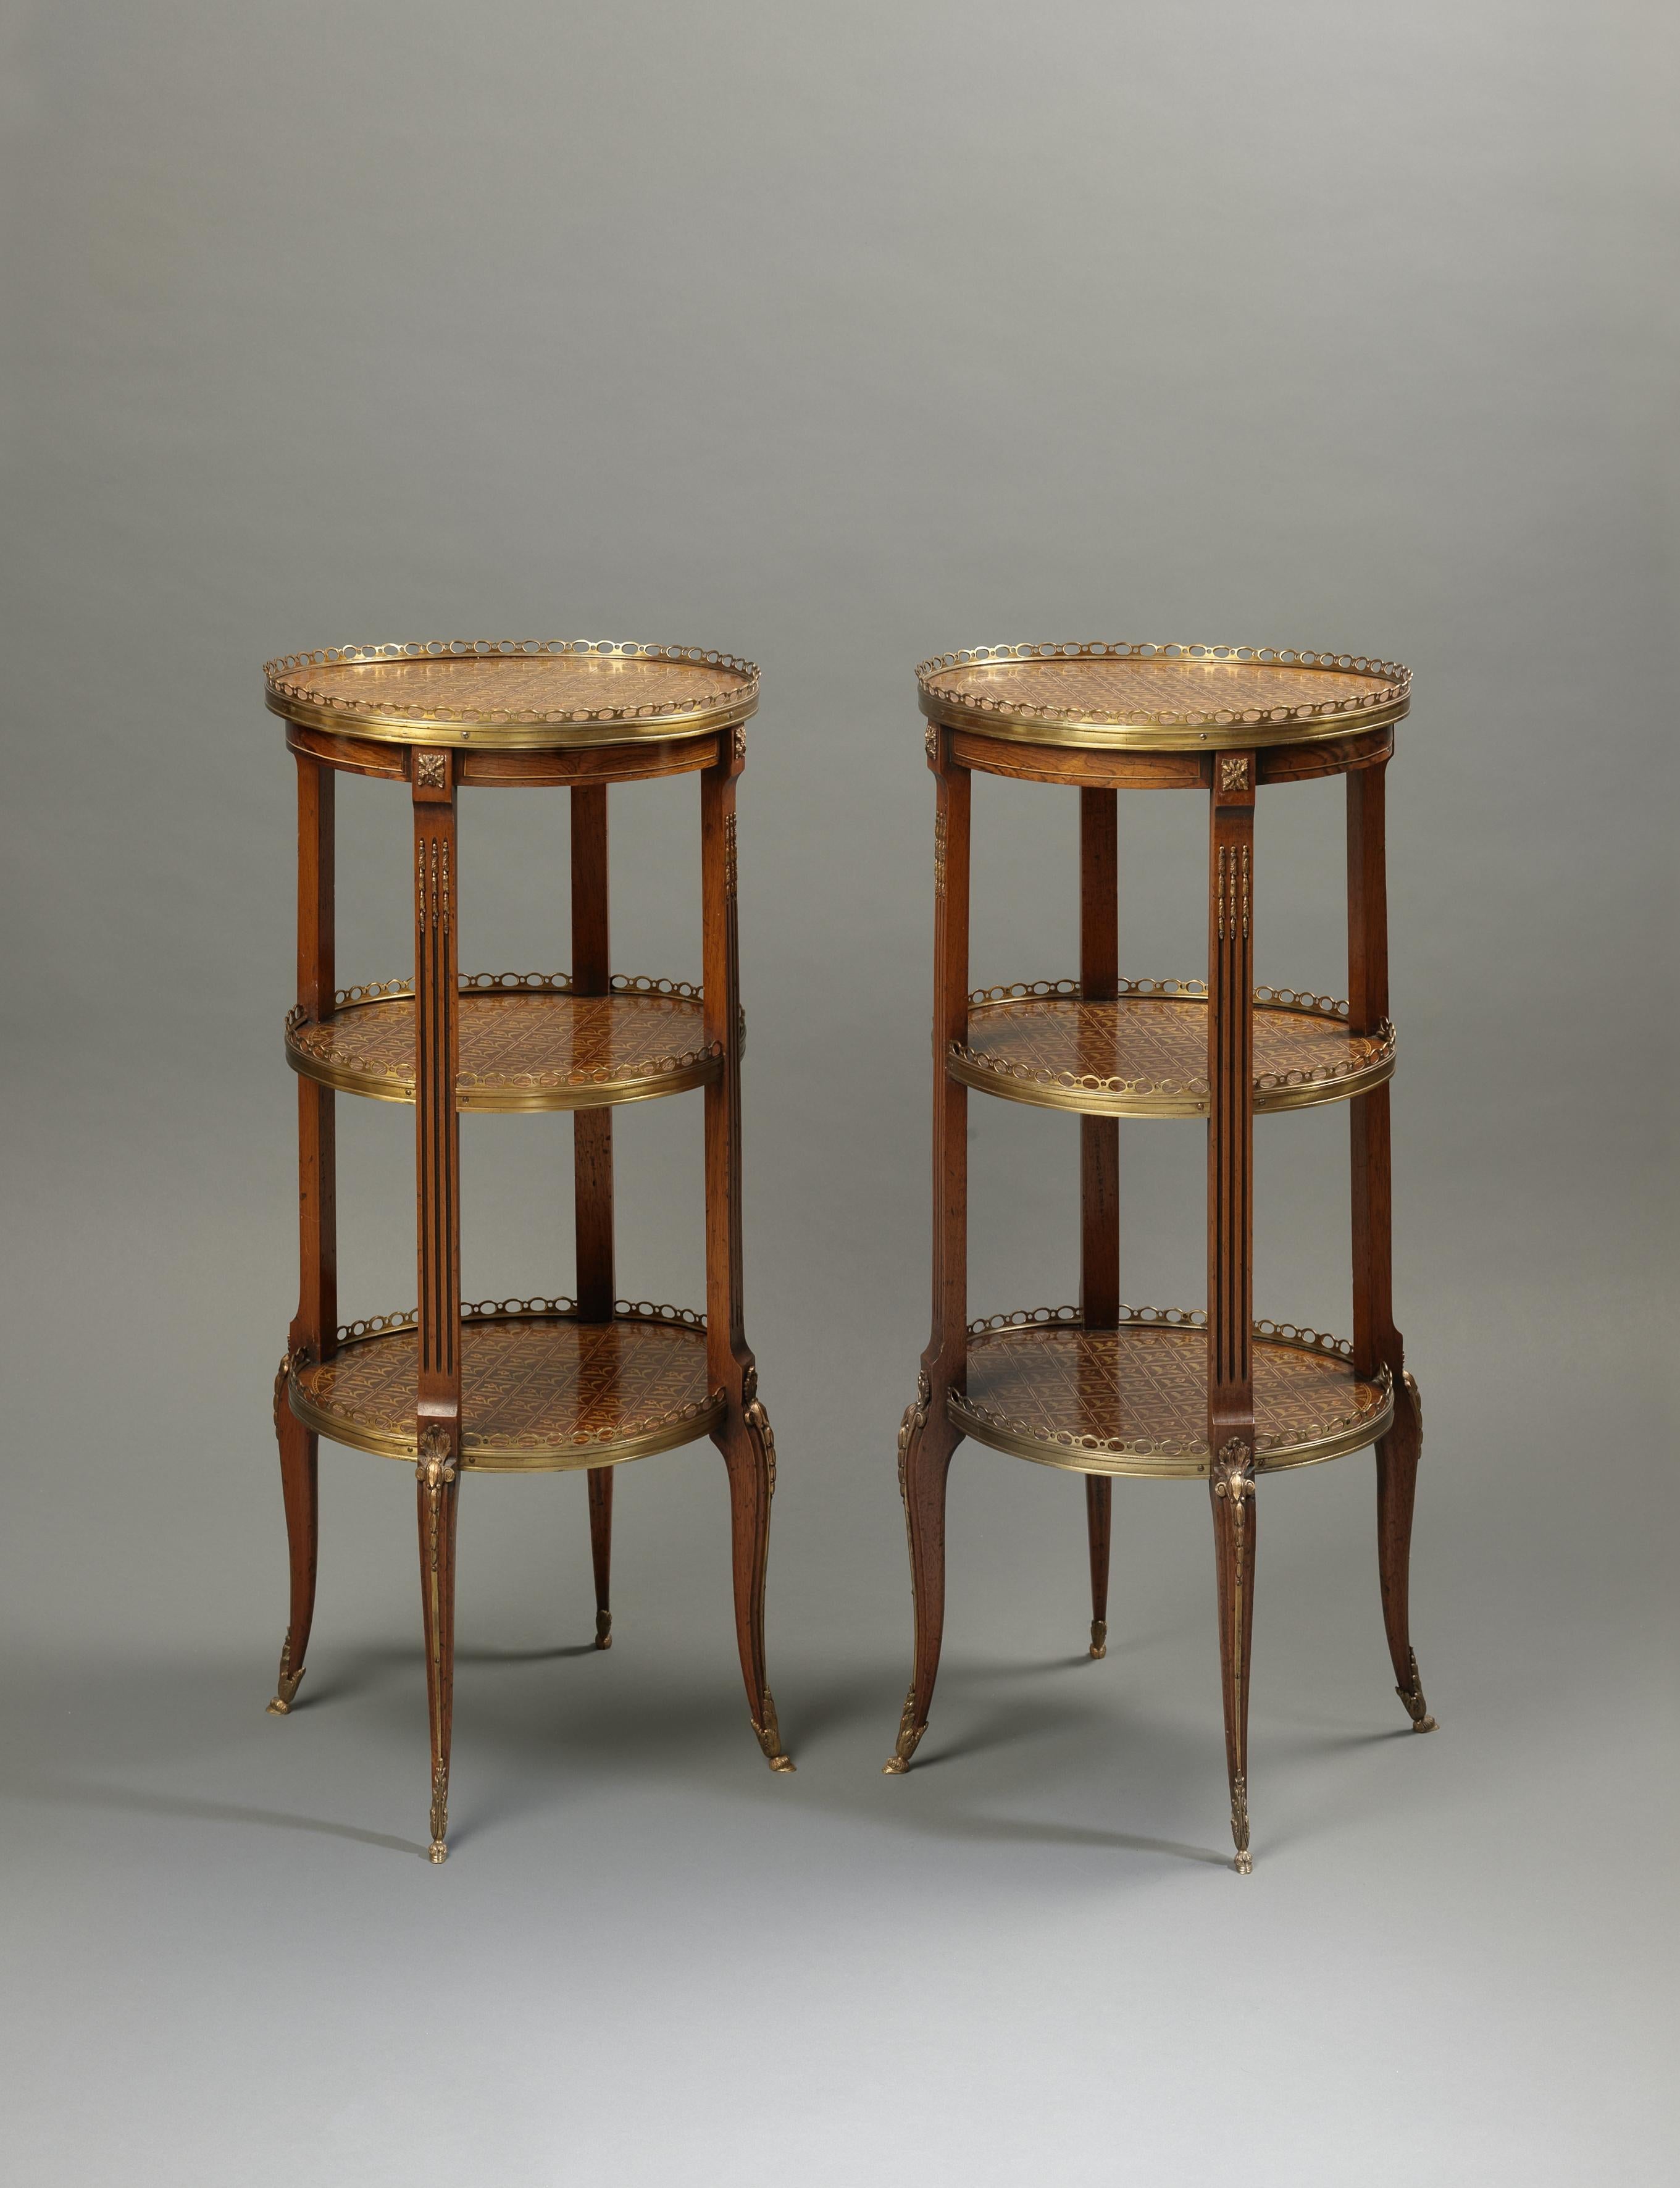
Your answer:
948;977;1395;1117
288;1300;724;1471
286;973;742;1112
265;640;758;750
947;1308;1393;1480
917;642;1409;753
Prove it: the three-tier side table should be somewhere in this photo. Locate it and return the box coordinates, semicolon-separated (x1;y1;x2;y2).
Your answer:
886;641;1436;1872
263;638;791;1864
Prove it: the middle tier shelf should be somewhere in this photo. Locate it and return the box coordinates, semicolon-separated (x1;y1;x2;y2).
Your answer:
287;973;740;1110
950;978;1395;1116
288;1299;722;1471
949;1308;1394;1480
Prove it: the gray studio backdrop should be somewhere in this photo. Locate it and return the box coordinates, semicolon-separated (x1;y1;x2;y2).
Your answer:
3;4;1674;2184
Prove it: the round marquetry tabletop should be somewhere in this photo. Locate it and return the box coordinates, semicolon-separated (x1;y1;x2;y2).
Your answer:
265;639;758;750
919;642;1408;752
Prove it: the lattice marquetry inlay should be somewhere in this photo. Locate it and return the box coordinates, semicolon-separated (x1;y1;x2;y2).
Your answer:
294;1310;716;1461
265;640;756;728
954;981;1394;1109
954;1313;1389;1464
287;975;725;1099
918;643;1406;730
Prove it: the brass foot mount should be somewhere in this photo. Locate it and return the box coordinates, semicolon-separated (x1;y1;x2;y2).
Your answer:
1230;1771;1252;1874
882;1687;926;1775
428;1840;449;1864
1397;1649;1438;1733
266;1647;305;1716
753;1691;795;1773
594;1609;613;1651
1089;1619;1108;1660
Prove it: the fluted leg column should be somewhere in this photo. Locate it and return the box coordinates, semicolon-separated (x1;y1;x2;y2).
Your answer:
570;783;617;1651
1206;752;1258;1872
412;746;462;1860
1079;786;1119;1659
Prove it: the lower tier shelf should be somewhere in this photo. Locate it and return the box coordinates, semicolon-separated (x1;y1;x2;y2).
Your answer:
948;1309;1392;1478
288;1300;722;1470
286;974;736;1110
950;979;1395;1115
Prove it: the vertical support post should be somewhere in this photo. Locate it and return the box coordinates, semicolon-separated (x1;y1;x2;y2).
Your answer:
269;751;336;1715
571;786;616;1320
1079;787;1119;1659
927;738;972;1394
1208;749;1258;1871
292;755;338;1365
1348;760;1434;1732
412;748;462;1462
571;784;617;1649
1347;761;1395;1376
884;721;971;1772
412;745;462;1861
702;727;792;1771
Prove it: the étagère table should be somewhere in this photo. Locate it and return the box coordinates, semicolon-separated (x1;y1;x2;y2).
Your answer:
264;638;791;1863
887;640;1436;1872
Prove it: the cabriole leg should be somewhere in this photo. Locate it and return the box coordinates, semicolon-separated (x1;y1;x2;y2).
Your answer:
887;1378;959;1772
1348;763;1436;1733
273;753;336;1716
717;1380;790;1769
269;1371;318;1714
701;740;792;1772
886;732;971;1773
1378;1370;1434;1729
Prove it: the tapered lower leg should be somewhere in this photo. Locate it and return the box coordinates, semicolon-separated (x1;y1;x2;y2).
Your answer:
587;1466;614;1648
417;1459;461;1861
1210;1448;1258;1872
885;1378;957;1773
717;1380;793;1772
1085;1476;1112;1658
268;1369;319;1714
1377;1370;1436;1730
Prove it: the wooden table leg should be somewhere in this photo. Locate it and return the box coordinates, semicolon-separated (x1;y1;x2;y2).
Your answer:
270;752;336;1717
412;747;462;1860
885;727;970;1774
571;784;617;1651
1207;751;1258;1871
1348;761;1436;1733
701;734;792;1773
1079;787;1119;1661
